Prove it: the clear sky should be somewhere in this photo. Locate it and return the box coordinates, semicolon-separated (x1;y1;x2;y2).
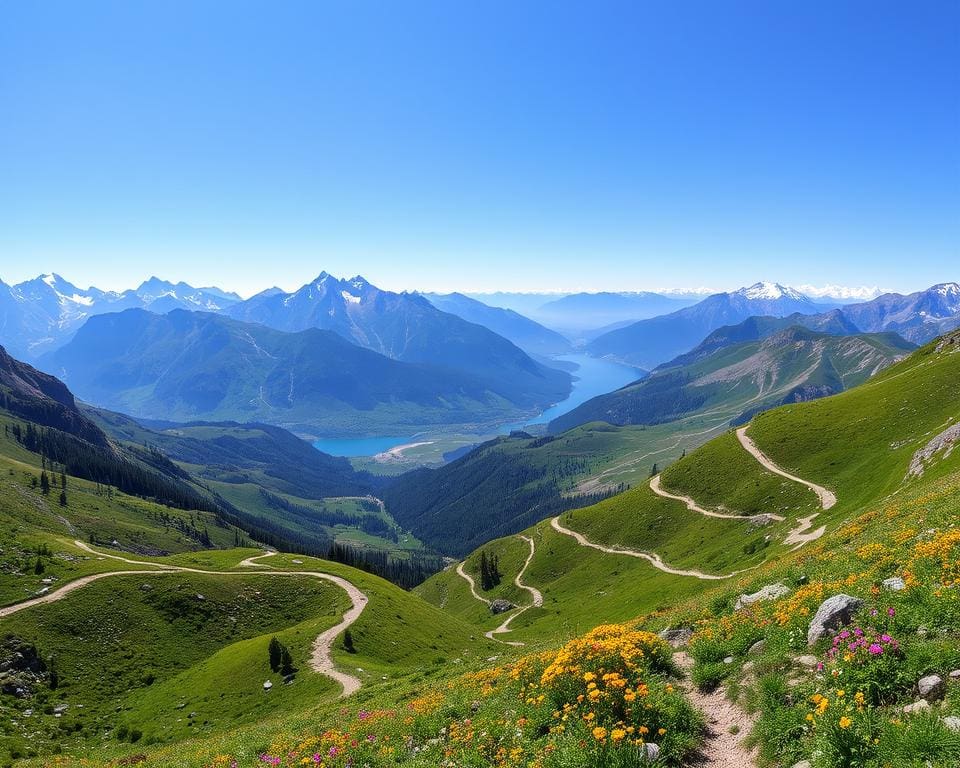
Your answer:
1;1;958;297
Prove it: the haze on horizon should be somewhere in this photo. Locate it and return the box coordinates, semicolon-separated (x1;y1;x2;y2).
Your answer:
2;2;957;297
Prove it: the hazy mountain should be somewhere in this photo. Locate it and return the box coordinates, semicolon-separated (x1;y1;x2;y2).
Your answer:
0;273;242;359
44;309;571;436
534;291;697;331
587;282;821;368
224;272;571;388
838;283;960;343
551;326;914;433
423;292;572;356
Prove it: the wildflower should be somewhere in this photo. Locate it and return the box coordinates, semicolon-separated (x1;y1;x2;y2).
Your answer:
839;716;852;729
592;726;607;741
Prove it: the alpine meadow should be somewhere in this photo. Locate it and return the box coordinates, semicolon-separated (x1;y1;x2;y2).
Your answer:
1;3;958;768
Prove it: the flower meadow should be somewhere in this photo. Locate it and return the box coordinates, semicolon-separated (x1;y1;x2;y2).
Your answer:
190;624;701;768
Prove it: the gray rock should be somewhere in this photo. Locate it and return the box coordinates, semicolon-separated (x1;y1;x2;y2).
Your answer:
882;576;906;591
735;583;790;610
643;742;660;762
919;674;946;701
903;699;930;714
658;627;694;647
790;761;812;768
943;716;960;732
489;599;516;615
742;661;755;674
950;669;960;680
748;640;766;656
807;594;864;646
263;680;273;691
723;656;734;664
797;655;820;669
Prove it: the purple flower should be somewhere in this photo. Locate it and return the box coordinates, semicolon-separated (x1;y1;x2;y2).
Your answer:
868;643;883;655
888;607;896;616
881;634;892;643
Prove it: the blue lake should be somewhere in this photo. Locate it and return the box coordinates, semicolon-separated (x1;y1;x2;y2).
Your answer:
312;353;642;457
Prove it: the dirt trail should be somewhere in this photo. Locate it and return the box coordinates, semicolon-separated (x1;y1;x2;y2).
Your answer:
675;652;758;767
2;542;368;697
456;561;491;606
550;517;751;581
483;534;544;646
736;426;836;510
783;514;827;549
238;550;278;567
649;475;785;523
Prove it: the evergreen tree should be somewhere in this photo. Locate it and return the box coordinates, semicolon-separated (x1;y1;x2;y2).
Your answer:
279;646;295;676
59;489;68;507
343;629;356;653
268;637;283;672
650;463;659;477
34;557;45;575
40;470;50;494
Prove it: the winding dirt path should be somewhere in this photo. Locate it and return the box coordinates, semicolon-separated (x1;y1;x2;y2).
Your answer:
649;475;785;523
1;542;368;697
483;534;544;645
736;426;836;510
550;517;750;581
675;652;758;767
456;561;491;606
238;550;278;567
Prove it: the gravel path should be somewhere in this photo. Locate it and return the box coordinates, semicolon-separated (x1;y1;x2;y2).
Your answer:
675;652;758;767
550;517;751;580
736;426;837;509
650;475;785;522
1;541;368;697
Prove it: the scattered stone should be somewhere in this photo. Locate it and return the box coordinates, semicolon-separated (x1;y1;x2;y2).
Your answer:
195;594;205;601
747;640;766;656
263;680;273;691
292;559;303;564
470;700;481;713
658;627;693;647
797;655;820;669
642;742;660;762
949;669;960;680
903;700;930;715
790;761;812;768
742;661;755;674
919;674;946;701
735;583;790;610
489;599;516;615
807;594;864;646
139;583;153;592
917;625;929;637
882;577;906;591
723;656;734;664
943;716;960;732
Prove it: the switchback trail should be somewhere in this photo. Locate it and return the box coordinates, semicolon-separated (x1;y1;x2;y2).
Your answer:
456;536;544;646
674;652;758;767
0;542;368;697
649;475;785;523
238;550;278;567
550;517;750;581
736;426;837;510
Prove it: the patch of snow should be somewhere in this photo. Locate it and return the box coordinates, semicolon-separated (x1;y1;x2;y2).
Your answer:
341;290;361;304
738;281;804;301
795;284;886;301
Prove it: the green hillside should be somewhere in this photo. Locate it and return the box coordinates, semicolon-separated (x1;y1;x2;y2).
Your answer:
5;331;960;768
550;327;914;433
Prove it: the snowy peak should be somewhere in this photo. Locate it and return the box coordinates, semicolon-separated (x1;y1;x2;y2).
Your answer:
736;282;806;302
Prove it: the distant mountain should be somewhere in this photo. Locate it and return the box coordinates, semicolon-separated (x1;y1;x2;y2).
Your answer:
534;291;697;331
223;273;570;389
550;326;914;433
587;282;821;368
423;292;572;356
837;283;960;343
44;309;571;436
0;273;241;359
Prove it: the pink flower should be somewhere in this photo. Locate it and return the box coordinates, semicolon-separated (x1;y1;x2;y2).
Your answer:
888;607;896;616
868;643;883;655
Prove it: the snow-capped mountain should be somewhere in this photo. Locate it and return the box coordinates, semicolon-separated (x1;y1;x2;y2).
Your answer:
0;274;241;359
223;272;571;405
586;282;821;367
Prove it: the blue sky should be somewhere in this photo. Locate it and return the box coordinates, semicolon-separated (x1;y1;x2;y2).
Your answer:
1;1;957;297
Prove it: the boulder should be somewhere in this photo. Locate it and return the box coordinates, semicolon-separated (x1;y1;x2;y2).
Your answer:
735;583;790;610
747;640;766;656
807;594;864;646
943;716;960;732
919;674;946;701
723;656;734;664
950;669;960;680
790;761;812;768
882;576;906;591
797;655;820;669
658;628;694;647
904;700;930;715
489;599;516;615
642;742;660;762
263;680;273;691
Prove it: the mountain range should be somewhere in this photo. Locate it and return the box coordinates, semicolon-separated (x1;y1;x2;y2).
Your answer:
550;325;914;433
0;274;241;360
43;309;570;436
423;292;572;356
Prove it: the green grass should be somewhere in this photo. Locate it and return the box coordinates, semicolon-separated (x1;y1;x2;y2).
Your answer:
659;430;820;518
